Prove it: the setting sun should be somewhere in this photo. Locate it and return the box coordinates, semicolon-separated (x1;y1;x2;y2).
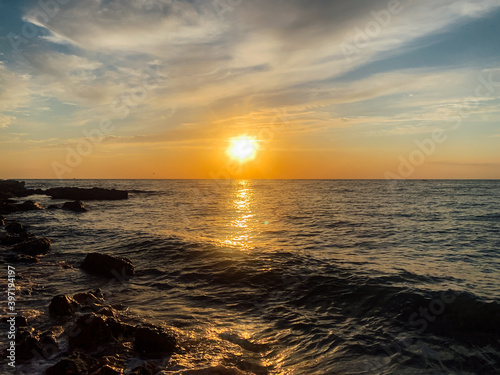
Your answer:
227;136;259;163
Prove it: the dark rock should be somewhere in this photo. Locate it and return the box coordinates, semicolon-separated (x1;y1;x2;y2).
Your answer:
6;221;26;234
17;333;44;361
67;314;116;350
5;254;40;263
49;295;79;317
0;214;4;226
134;325;177;356
73;290;104;305
0;233;32;246
0;180;29;198
80;253;134;278
45;351;99;375
16;200;43;211
129;362;162;375
0;202;18;214
92;364;124;375
47;204;61;210
13;237;51;256
107;318;135;339
62;200;87;212
46;187;128;201
180;366;249;375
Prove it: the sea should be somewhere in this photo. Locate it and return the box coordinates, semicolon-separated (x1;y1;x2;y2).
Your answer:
3;179;500;374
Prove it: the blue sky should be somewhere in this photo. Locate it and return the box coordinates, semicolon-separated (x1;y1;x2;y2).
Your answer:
0;0;499;178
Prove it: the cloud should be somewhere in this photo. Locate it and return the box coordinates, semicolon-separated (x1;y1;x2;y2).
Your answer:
0;62;32;128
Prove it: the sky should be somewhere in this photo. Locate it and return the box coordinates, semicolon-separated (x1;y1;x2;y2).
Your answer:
0;0;499;179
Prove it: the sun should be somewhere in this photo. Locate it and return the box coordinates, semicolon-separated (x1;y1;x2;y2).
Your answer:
227;136;259;162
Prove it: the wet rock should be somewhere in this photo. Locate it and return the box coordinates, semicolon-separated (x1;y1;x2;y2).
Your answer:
134;325;177;356
6;221;26;234
16;200;43;211
0;180;29;198
62;200;87;212
47;204;61;210
45;351;99;375
49;295;79;317
92;364;124;375
17;333;44;361
80;253;135;278
66;313;131;351
73;289;104;305
5;254;40;264
46;187;128;200
107;318;135;339
129;362;162;375
178;365;250;375
13;237;51;256
0;202;18;214
0;233;32;246
68;314;114;350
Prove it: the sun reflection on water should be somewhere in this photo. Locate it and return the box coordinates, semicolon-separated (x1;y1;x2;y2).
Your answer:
221;180;256;251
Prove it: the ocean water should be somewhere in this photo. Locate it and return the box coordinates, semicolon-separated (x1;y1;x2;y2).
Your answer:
4;179;500;374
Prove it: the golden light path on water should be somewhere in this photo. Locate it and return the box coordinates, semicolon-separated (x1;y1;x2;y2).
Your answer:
221;180;256;251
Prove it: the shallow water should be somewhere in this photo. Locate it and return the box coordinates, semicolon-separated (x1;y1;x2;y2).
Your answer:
3;179;500;374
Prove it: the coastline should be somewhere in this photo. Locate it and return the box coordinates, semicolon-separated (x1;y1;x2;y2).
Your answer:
0;180;262;375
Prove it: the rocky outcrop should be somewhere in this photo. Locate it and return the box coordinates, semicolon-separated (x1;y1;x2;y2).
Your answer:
80;253;135;278
16;200;43;211
49;295;79;317
45;352;99;375
175;365;251;375
6;221;26;234
13;237;51;256
134;325;177;356
62;200;87;212
46;187;128;200
0;180;30;199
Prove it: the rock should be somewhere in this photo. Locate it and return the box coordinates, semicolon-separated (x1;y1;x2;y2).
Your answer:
92;364;124;375
0;180;30;198
134;325;177;356
0;214;4;226
0;202;19;214
16;200;43;211
13;237;51;256
5;254;40;263
66;313;133;351
17;333;44;361
178;365;250;375
49;295;79;317
67;314;115;350
47;204;61;209
129;362;162;375
46;187;128;201
62;200;87;212
6;221;26;234
80;253;134;278
0;233;32;246
45;351;99;375
73;289;104;305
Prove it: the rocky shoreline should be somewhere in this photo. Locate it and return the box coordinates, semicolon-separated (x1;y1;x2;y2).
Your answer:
1;180;262;375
